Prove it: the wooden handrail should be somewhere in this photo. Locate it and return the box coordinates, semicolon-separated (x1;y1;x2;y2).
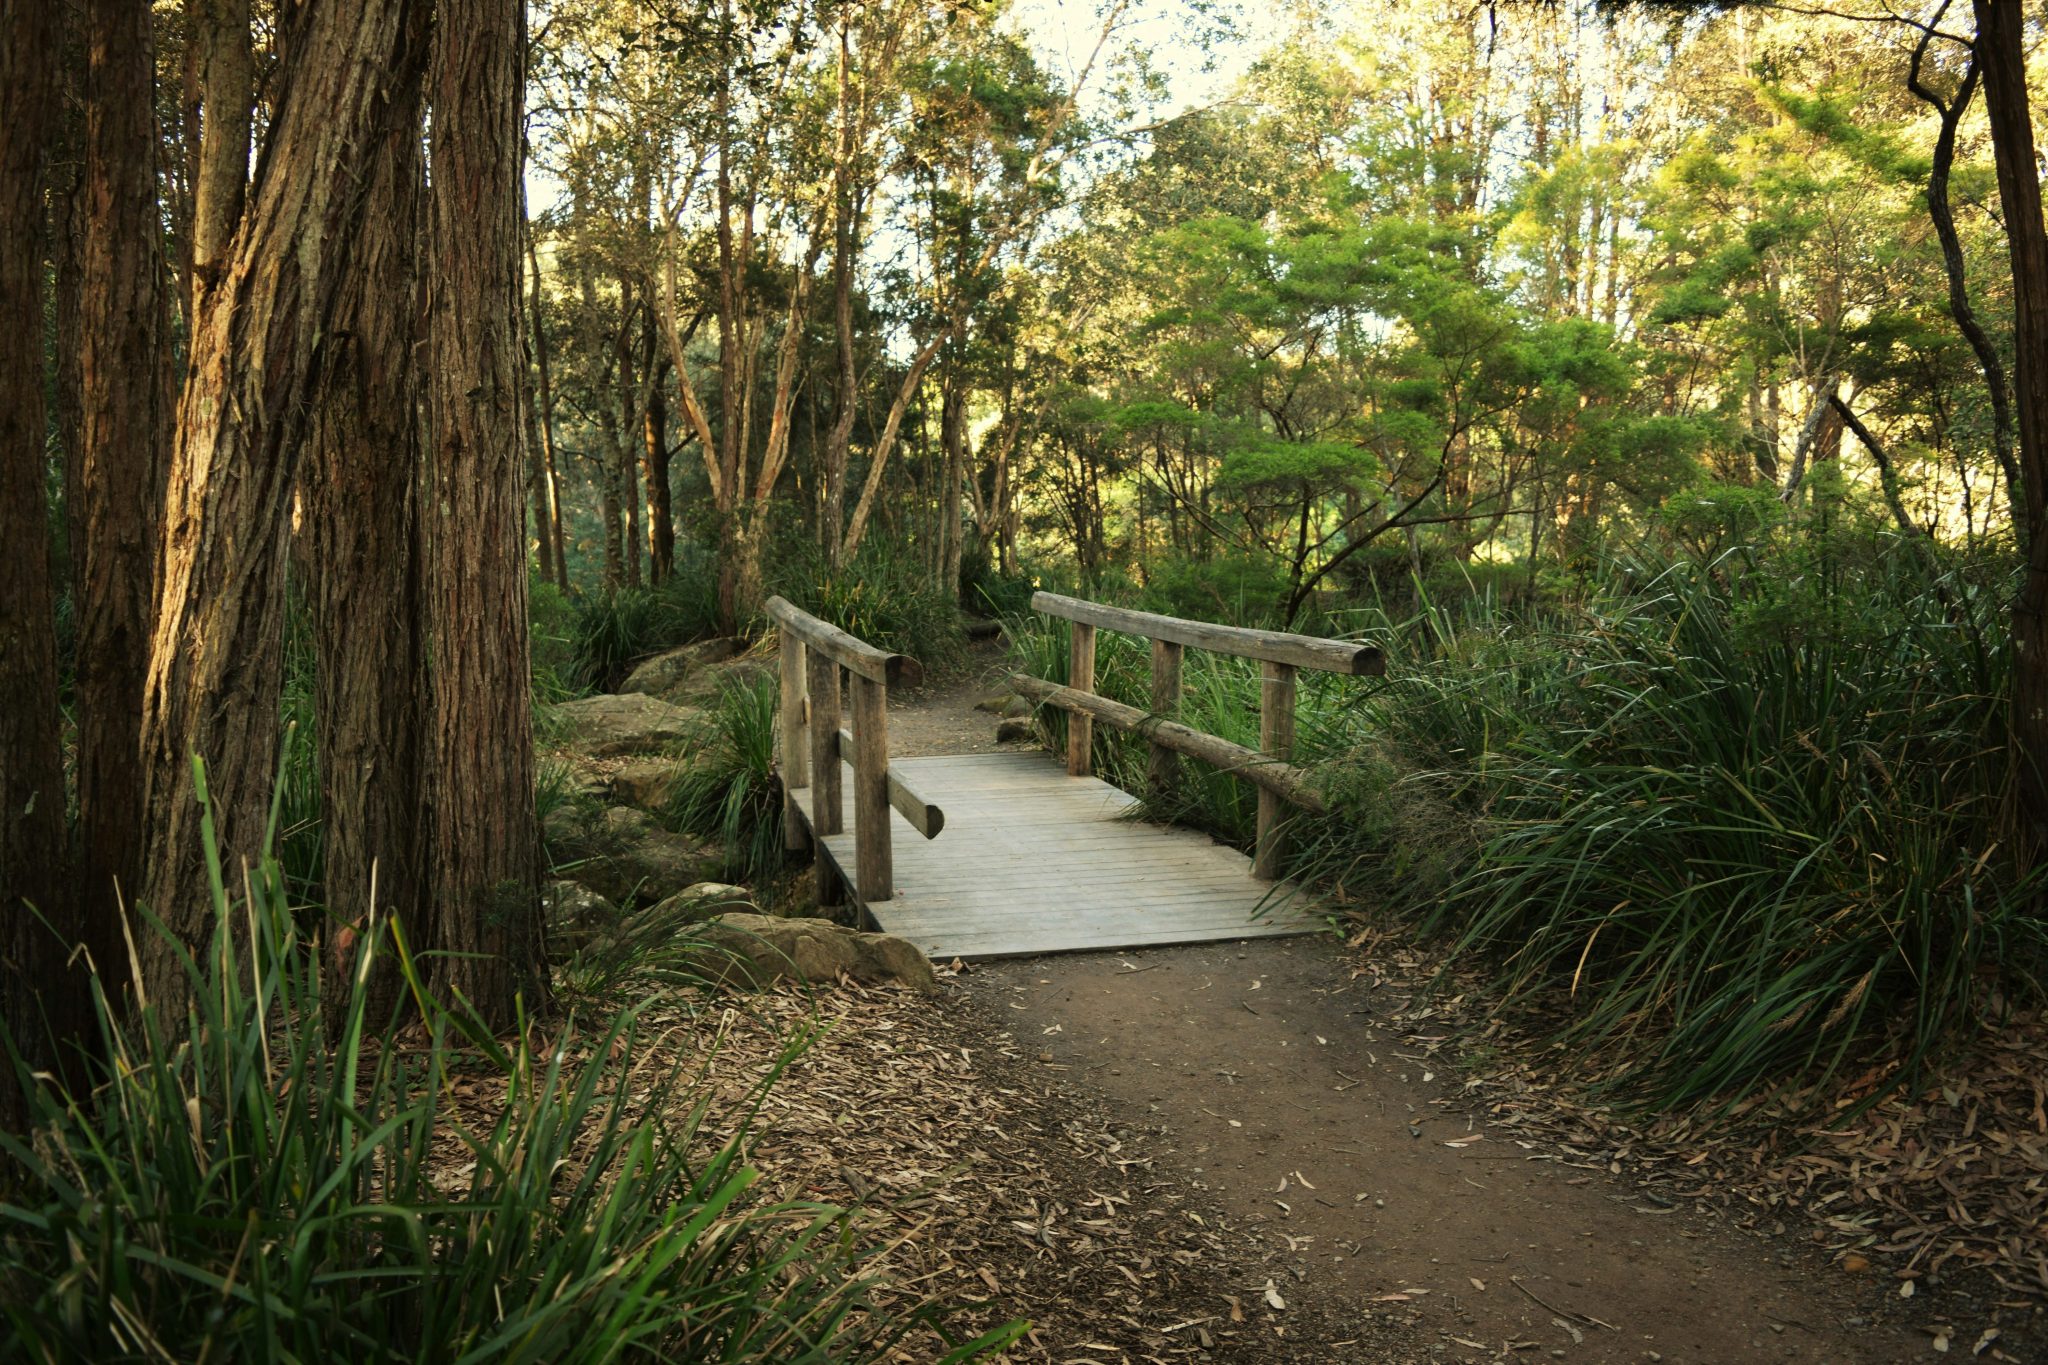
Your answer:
1031;591;1385;676
766;595;925;687
833;729;945;838
1008;674;1327;812
772;598;940;907
1025;591;1382;880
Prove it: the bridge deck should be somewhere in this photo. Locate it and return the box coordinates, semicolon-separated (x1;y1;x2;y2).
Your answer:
794;750;1322;960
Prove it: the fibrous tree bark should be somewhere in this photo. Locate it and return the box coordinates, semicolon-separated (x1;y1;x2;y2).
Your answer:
75;0;172;997
187;0;253;321
425;0;548;1022
304;2;429;1024
137;0;420;1002
1;0;80;1123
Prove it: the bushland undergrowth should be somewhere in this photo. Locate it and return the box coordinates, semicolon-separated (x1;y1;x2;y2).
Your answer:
1011;530;2045;1117
0;763;1019;1362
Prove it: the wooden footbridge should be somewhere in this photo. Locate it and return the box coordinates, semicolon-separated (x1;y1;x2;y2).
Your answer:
767;593;1385;960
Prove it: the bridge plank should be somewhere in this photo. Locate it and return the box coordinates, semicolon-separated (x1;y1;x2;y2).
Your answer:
790;749;1323;960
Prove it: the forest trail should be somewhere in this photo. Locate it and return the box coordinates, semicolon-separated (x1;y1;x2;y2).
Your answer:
875;665;1985;1362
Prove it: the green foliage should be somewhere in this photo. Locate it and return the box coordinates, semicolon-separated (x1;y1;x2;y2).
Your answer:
0;765;1019;1363
529;572;583;702
769;539;965;671
569;550;725;693
664;674;787;889
1304;542;2039;1114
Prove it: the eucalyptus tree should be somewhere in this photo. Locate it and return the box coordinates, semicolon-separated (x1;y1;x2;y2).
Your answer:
0;0;75;1122
136;0;422;1006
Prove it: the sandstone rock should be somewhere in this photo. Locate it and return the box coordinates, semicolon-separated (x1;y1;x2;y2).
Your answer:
973;692;1013;714
696;912;937;991
618;637;743;696
542;880;620;949
995;718;1033;743
562;806;711;907
647;882;754;924
601;805;661;840
610;757;679;813
542;803;594;855
671;654;775;705
1003;695;1031;719
545;693;702;757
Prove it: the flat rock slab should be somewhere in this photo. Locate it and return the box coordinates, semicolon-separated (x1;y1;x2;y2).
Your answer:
545;692;701;756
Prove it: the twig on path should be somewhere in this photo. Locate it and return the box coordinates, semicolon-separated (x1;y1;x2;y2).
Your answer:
1509;1275;1616;1330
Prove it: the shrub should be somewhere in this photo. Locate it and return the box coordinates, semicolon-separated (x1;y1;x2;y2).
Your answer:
664;674;787;888
1306;541;2044;1113
0;762;1019;1363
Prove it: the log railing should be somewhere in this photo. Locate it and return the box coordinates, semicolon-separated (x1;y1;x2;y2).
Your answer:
1014;592;1385;880
768;596;944;906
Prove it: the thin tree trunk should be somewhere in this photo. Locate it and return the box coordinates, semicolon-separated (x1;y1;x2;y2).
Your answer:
1976;0;2048;855
940;367;967;601
643;331;674;586
525;368;555;586
305;5;428;1026
616;284;643;590
424;0;546;1023
1907;33;2022;521
76;0;171;1000
137;0;416;1004
188;0;251;322
823;16;860;565
1781;374;1840;502
1;0;80;1124
527;229;569;589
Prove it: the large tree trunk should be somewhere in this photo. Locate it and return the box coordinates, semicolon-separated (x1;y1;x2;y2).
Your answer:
75;0;172;1000
137;0;417;1002
1976;0;2048;853
304;5;428;1026
52;13;84;601
1;0;81;1125
424;0;547;1023
74;0;172;1002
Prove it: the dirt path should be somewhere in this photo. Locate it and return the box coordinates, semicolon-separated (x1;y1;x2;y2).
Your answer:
889;636;1033;758
964;943;1943;1363
865;667;2030;1362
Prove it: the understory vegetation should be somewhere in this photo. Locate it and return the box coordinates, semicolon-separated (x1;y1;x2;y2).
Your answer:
1010;512;2042;1115
0;783;1015;1364
14;0;2048;1351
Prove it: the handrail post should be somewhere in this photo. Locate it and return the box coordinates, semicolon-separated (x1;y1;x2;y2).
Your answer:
780;633;810;852
1067;621;1096;777
1149;639;1182;800
1254;661;1297;880
851;673;891;902
808;653;845;907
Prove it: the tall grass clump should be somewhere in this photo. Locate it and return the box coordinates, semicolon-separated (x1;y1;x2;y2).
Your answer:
0;761;1019;1363
665;674;787;888
570;548;725;692
771;539;965;671
1311;540;2046;1112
